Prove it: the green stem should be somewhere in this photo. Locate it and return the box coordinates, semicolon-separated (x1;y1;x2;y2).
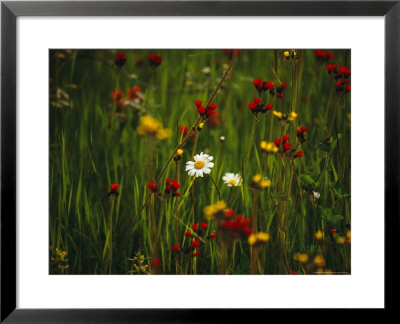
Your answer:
208;174;221;201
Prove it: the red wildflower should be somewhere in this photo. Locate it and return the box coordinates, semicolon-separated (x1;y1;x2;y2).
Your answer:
248;102;257;111
194;100;203;107
296;151;303;158
300;126;308;133
185;231;192;237
282;135;290;142
281;82;288;88
147;181;158;192
171;180;180;190
179;125;189;137
193;251;200;257
114;52;127;68
128;86;141;100
148;53;162;66
206;111;222;127
345;84;351;93
209;102;218;110
265;103;273;110
197;106;206;115
209;232;217;239
274;138;281;147
329;229;337;234
253;98;261;105
200;222;208;229
171;244;179;252
290;270;298;275
338;66;351;75
284;142;291;151
192;224;199;231
277;93;284;99
192;240;200;248
110;184;119;191
253;79;263;90
111;90;124;100
225;209;234;218
152;258;161;267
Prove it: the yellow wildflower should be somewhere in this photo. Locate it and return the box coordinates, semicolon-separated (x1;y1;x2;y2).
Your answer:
288;111;298;122
177;149;184;156
272;110;283;120
313;255;325;267
260;141;278;153
204;200;227;221
315;230;323;240
136;115;171;140
260;179;272;189
294;253;309;263
283;51;290;58
248;232;270;245
337;236;345;244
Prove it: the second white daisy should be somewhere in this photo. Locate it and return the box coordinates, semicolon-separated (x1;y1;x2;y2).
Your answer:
222;173;242;187
186;152;214;177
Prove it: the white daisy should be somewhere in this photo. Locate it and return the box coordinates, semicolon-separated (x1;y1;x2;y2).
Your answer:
185;152;214;177
312;191;320;200
222;173;242;187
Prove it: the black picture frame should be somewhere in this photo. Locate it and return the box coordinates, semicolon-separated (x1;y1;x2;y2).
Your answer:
1;0;398;322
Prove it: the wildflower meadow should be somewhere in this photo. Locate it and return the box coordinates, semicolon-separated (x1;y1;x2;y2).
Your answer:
50;49;351;275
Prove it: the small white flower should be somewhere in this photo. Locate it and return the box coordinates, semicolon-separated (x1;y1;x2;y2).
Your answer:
185;152;214;177
313;191;320;200
222;173;242;187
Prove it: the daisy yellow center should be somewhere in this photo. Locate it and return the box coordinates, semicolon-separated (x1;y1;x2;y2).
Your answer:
229;179;237;185
194;160;205;169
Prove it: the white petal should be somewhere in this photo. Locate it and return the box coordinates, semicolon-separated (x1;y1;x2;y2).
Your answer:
188;169;196;176
196;170;204;177
194;154;201;161
186;161;195;166
206;156;214;161
205;162;214;169
186;165;194;171
202;167;211;174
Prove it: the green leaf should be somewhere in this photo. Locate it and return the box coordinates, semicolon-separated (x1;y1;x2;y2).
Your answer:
300;172;319;185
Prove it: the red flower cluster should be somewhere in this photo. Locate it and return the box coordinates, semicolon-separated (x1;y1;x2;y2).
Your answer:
223;49;241;55
221;214;252;239
338;66;351;76
147;181;158;192
326;64;338;73
248;97;273;114
253;79;274;94
329;229;337;234
148;54;162;66
315;49;334;61
111;89;124;101
274;136;303;158
128;86;141;100
114;52;127;68
335;78;350;91
209;232;217;239
195;100;218;119
296;126;308;143
165;178;180;197
276;82;288;99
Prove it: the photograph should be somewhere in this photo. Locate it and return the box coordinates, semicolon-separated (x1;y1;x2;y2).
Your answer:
49;48;351;275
